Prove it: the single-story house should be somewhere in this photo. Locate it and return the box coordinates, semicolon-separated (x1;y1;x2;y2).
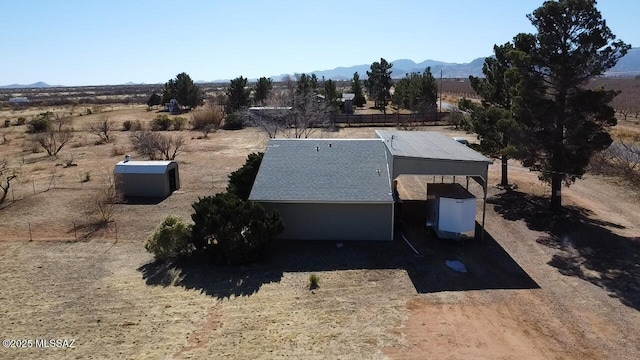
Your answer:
249;139;395;241
249;131;492;241
114;156;180;198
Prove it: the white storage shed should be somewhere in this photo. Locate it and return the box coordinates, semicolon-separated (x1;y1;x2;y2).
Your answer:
114;157;180;198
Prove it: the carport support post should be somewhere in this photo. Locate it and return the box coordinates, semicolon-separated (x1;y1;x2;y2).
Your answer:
481;183;487;242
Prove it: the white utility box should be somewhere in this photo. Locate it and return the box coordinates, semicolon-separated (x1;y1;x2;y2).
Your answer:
426;183;476;240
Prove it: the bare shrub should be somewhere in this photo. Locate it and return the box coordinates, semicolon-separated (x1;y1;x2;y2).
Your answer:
244;107;288;138
53;113;72;132
129;130;185;160
87;115;116;143
246;87;330;138
32;128;74;156
155;134;185;160
94;174;123;225
130;130;160;159
0;158;17;204
590;140;640;186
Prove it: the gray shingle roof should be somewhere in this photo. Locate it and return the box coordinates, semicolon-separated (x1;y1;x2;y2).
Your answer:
249;139;393;203
376;130;491;163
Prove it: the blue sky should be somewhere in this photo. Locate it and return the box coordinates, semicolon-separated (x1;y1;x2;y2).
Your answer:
1;0;637;86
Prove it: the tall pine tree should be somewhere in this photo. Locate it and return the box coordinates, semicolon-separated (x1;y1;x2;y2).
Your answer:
364;58;393;113
351;72;366;107
510;0;629;211
461;42;519;187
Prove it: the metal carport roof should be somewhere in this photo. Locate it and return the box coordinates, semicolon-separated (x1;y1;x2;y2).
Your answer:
376;130;493;240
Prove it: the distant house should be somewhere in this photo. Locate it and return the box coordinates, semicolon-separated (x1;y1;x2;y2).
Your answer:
114;156;180;198
341;93;355;114
9;97;29;104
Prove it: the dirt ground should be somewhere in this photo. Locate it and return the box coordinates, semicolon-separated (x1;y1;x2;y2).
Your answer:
0;105;639;359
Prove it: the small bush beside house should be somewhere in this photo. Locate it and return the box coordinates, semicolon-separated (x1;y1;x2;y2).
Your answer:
145;215;192;261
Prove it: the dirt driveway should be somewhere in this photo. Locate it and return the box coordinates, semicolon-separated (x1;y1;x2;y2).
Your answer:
0;125;639;359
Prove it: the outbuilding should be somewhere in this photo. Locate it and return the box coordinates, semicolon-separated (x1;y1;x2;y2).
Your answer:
113;156;180;198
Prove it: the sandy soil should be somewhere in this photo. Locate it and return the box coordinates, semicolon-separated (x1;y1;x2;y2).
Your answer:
0;105;639;359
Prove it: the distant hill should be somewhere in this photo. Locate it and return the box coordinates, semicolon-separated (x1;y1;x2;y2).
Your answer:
0;81;56;89
606;47;640;76
268;57;492;81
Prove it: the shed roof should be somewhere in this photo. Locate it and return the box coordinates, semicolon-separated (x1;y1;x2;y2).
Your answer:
114;160;175;174
249;139;393;203
376;130;491;163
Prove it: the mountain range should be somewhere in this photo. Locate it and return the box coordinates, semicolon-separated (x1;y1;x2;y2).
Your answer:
284;47;640;81
2;48;639;88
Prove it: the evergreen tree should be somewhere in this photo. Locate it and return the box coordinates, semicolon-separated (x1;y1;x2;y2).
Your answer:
253;77;273;105
510;0;629;211
364;58;393;113
462;42;519;187
160;72;204;110
226;76;251;113
147;93;162;108
322;79;340;112
391;67;438;113
351;72;366;107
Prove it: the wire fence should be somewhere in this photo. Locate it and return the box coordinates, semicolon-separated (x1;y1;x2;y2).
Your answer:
3;171;110;204
0;172;124;242
0;217;121;243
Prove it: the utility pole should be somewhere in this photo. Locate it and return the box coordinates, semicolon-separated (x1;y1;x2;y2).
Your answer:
439;69;443;113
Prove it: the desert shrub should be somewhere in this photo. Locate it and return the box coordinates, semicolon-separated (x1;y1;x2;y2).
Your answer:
223;112;245;130
151;115;173;131
145;215;192;261
87;116;116;144
590;140;640;186
444;110;468;130
227;152;264;201
94;175;122;225
130;130;160;159
309;274;320;290
190;192;284;265
111;144;126;156
129;130;184;160
32;129;74;156
121;119;143;131
191;106;223;137
172;116;187;131
27;112;53;133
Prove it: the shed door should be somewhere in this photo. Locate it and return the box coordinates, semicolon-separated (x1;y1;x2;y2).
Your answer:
168;169;177;191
